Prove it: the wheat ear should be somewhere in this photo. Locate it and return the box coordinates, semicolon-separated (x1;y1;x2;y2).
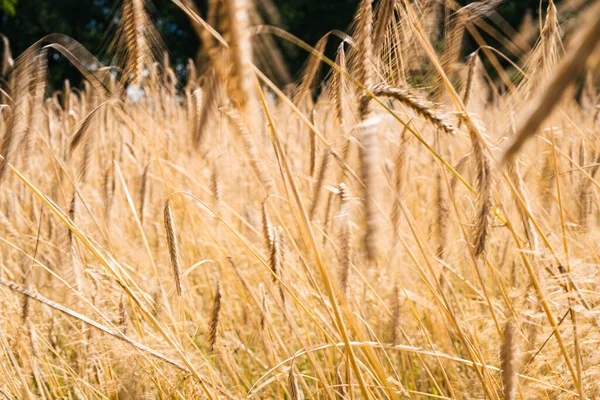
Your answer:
501;320;518;400
363;84;455;135
164;200;183;296
207;273;222;353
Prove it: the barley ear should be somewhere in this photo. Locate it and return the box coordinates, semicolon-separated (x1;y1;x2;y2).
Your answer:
207;273;222;353
359;119;379;262
338;183;352;296
501;320;519;400
288;358;304;400
164;200;183;296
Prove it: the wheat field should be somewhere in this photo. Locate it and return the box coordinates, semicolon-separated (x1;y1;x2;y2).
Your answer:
0;0;600;398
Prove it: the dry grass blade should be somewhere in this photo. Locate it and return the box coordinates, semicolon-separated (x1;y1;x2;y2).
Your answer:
309;148;331;220
0;277;190;372
68;100;120;152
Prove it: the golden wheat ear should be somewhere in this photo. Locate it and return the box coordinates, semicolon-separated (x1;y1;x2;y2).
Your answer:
110;0;165;89
364;84;455;135
517;0;563;97
164;200;183;297
288;358;304;400
0;50;35;185
206;269;222;353
353;0;375;90
223;0;258;114
501;320;519;400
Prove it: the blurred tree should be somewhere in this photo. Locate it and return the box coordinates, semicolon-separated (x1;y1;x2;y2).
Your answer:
0;0;565;88
1;0;17;16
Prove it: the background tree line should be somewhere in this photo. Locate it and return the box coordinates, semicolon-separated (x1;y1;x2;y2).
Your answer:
0;0;557;88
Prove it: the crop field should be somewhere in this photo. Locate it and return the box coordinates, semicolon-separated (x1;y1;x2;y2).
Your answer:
0;0;599;398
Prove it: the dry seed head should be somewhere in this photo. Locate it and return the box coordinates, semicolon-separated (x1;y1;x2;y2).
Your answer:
68;191;77;245
339;182;351;206
364;84;455;135
119;294;127;335
114;0;164;87
373;0;395;54
355;0;375;89
468;123;492;257
277;226;286;268
434;167;448;258
359;119;380;262
207;275;222;353
462;51;479;108
0;52;33;185
211;160;222;210
259;283;268;331
269;226;281;282
22;49;48;169
391;127;408;236
261;198;274;250
501;320;519;400
338;183;352;296
224;0;257;114
185;58;197;90
139;163;150;225
288;364;304;400
391;284;401;345
334;43;347;126
192;88;204;145
164;200;183;296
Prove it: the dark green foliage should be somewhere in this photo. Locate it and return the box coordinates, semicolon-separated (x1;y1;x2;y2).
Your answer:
0;0;557;88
